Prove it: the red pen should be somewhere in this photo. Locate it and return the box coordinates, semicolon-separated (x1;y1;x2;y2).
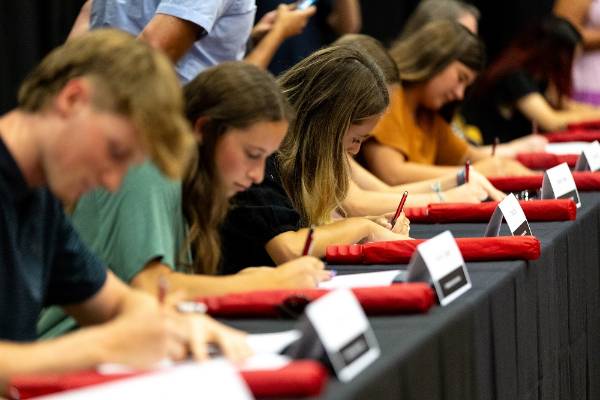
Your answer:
465;160;470;183
158;275;168;305
390;191;408;229
302;225;315;256
492;137;499;156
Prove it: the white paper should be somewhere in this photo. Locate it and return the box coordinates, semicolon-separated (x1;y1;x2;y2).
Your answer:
318;270;400;289
239;353;291;371
498;193;528;233
546;142;590;155
36;361;253;400
246;330;301;355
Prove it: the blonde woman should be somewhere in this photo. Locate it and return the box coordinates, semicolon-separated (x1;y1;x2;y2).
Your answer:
220;45;410;274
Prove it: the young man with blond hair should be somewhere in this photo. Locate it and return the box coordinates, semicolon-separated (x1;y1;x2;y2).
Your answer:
0;29;248;395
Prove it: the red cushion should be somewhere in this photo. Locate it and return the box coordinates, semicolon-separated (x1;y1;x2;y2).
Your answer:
10;361;329;399
544;129;600;143
516;152;578;170
326;236;541;265
197;284;436;318
566;120;600;130
488;172;600;192
404;200;576;223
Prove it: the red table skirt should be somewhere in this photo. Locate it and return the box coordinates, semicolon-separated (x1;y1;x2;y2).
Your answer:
488;172;600;192
404;200;576;223
326;236;541;265
9;360;329;399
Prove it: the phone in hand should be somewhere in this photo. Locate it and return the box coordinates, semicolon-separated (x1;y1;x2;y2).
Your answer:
296;0;318;10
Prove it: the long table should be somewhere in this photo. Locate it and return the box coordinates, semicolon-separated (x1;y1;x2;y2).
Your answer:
225;192;600;400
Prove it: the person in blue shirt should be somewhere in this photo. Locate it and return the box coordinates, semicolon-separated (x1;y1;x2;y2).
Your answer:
70;0;317;82
0;29;249;396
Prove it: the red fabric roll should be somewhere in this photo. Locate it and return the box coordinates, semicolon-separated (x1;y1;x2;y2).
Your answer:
197;284;435;318
516;152;579;170
326;236;541;265
566;120;600;130
488;172;600;192
404;200;576;224
243;361;328;398
9;361;329;399
544;129;600;143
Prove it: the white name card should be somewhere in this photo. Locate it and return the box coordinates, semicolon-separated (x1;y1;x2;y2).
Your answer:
542;162;581;208
305;289;380;382
575;140;600;172
485;193;532;237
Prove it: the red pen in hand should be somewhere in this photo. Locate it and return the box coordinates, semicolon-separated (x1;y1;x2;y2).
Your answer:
465;160;470;183
302;225;315;256
158;276;168;305
390;191;408;229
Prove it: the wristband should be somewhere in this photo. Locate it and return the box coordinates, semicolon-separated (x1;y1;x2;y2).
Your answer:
456;169;466;186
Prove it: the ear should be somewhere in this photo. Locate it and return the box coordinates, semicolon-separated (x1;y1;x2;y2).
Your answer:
53;78;93;118
193;115;210;144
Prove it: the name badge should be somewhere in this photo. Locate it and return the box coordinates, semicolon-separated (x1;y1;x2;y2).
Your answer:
305;289;380;382
575;140;600;172
394;231;471;306
542;162;582;208
485;193;532;237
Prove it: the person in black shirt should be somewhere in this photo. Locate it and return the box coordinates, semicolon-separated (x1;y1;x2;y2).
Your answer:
220;45;411;274
0;29;248;394
255;0;361;75
463;15;600;143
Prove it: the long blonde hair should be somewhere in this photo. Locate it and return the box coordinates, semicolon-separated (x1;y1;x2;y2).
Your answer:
182;62;292;274
277;45;388;226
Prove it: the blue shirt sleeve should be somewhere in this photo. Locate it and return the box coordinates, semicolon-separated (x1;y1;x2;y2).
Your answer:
156;0;230;33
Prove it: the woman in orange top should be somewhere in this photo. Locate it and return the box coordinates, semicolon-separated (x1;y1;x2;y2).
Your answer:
363;20;536;186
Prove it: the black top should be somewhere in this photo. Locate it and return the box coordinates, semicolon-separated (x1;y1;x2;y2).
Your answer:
255;0;334;76
462;70;547;144
0;138;107;341
220;155;301;273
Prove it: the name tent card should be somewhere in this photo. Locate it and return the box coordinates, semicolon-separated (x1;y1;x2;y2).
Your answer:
393;231;471;306
484;193;532;237
541;162;582;208
304;289;380;382
575;140;600;172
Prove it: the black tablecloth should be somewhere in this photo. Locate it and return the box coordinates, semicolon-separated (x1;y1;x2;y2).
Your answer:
224;192;600;400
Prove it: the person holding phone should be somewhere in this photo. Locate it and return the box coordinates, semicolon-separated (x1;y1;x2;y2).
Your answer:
255;0;362;75
70;0;316;81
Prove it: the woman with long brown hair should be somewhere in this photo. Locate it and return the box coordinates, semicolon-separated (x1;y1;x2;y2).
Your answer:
38;61;328;338
220;45;411;274
362;20;533;187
